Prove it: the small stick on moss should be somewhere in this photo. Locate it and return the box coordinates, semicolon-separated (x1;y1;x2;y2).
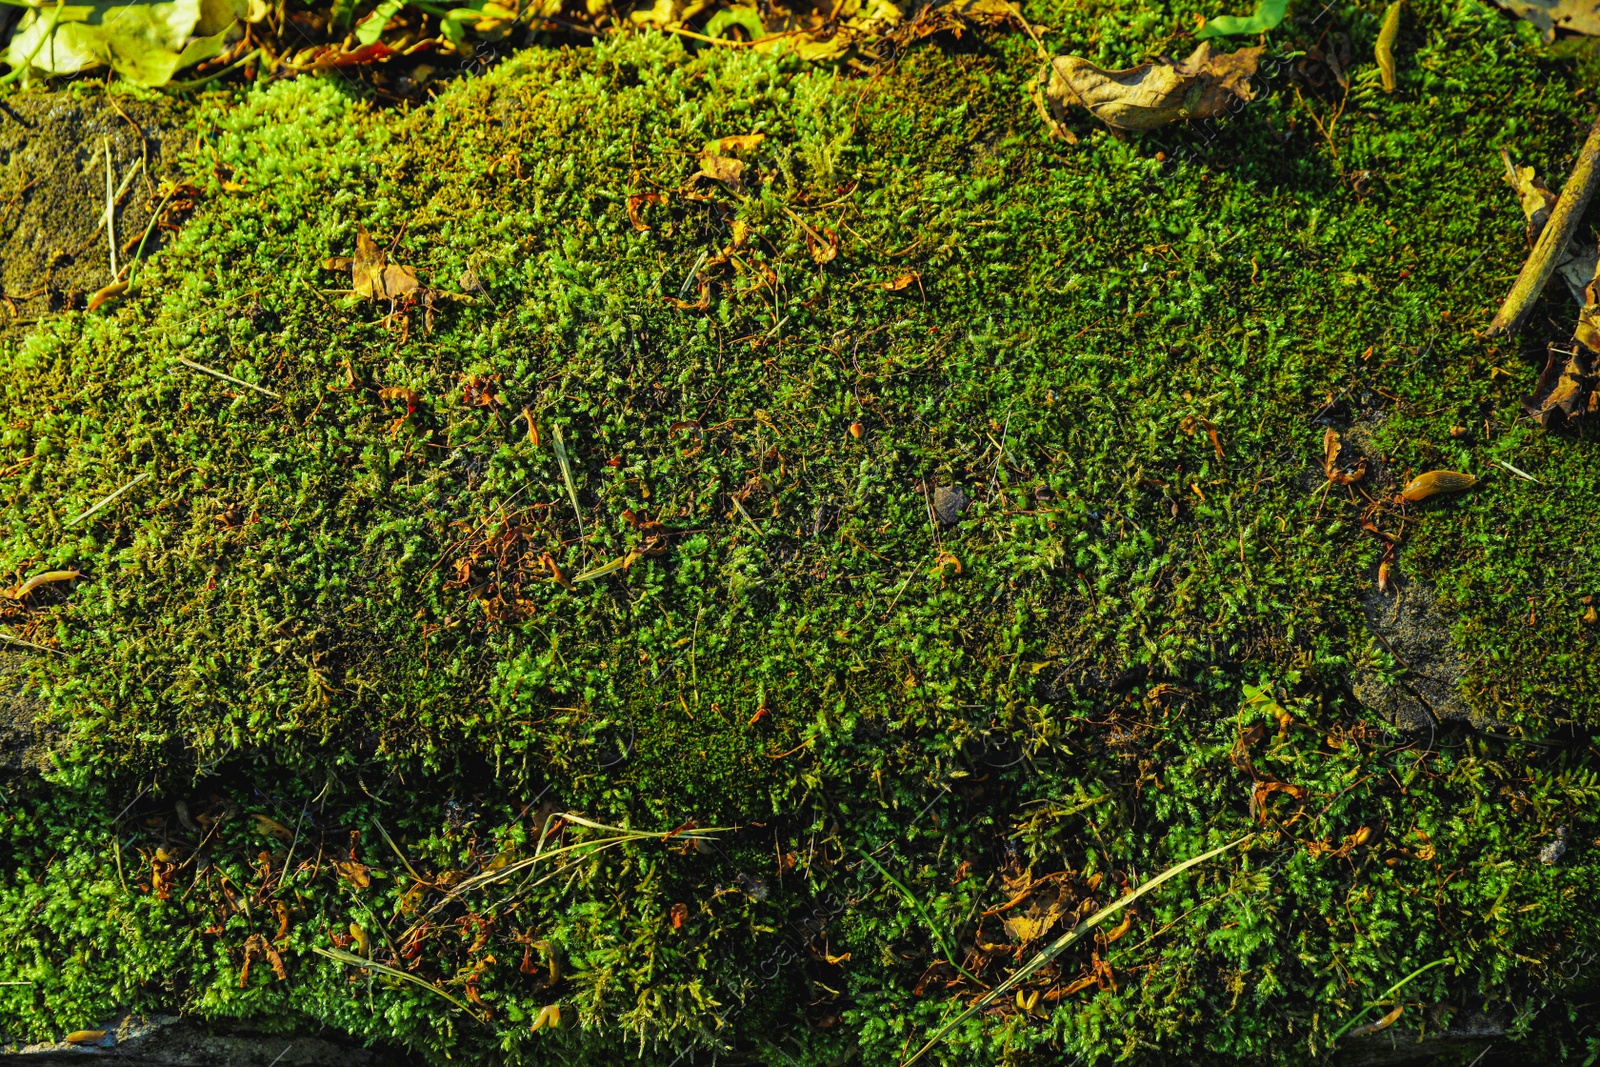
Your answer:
64;471;151;527
104;136;118;284
1487;112;1600;338
174;356;282;399
0;630;64;655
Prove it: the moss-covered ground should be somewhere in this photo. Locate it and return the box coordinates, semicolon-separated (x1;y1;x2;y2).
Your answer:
4;1;1600;1062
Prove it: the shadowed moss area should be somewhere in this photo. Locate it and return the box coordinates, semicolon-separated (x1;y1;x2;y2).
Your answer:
3;2;1600;1063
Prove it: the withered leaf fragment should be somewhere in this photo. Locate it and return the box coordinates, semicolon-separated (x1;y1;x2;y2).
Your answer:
1503;149;1559;246
1490;0;1600;40
1044;43;1264;131
1525;344;1598;428
628;192;665;232
352;228;420;302
807;225;839;264
1321;428;1366;484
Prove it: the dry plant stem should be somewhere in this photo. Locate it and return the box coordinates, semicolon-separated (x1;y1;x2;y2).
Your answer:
1488;112;1600;337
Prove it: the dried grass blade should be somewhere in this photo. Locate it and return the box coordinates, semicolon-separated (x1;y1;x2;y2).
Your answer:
902;835;1249;1067
312;946;481;1019
65;471;151;527
174;356;282;398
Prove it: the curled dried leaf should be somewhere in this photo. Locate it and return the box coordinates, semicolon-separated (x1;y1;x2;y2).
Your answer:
627;191;665;232
1503;150;1559;245
667;278;713;312
707;134;765;154
1347;1004;1405;1038
1044;43;1263;131
883;272;919;292
697;154;744;188
253;814;293;842
1322;428;1366;484
807;225;840;264
378;386;420;407
336;859;371;888
1399;470;1477;502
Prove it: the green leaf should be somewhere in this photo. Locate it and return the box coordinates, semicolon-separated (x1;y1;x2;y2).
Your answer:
2;0;236;85
329;0;356;33
354;0;404;46
1195;0;1287;38
703;4;764;40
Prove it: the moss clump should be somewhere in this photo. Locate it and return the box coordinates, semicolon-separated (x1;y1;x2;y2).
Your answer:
2;3;1600;1063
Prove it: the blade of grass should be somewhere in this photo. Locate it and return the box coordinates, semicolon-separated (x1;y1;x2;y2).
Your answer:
1330;956;1454;1043
551;422;584;536
313;946;480;1019
857;850;984;986
573;550;639;583
902;835;1249;1067
371;818;424;883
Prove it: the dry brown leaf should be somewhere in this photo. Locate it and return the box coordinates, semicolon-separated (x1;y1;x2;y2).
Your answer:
706;133;765;154
253;814;293;842
1322;428;1366;484
336;859;371;889
1003;903;1065;943
1347;1004;1405;1038
352;227;420;302
1490;0;1600;40
1525;344;1598;428
628;191;665;232
883;272;919;291
1044;43;1264;131
807;226;839;264
697;154;745;188
667;277;713;311
1504;150;1559;244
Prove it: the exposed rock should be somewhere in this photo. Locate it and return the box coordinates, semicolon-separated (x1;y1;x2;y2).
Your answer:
1352;577;1475;731
0;91;191;334
0;655;56;778
932;484;968;525
4;1015;417;1066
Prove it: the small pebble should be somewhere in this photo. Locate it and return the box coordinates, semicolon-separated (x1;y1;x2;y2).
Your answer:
932;485;968;525
1540;825;1568;865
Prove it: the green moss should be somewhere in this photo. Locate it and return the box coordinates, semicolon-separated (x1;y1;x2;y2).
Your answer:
2;3;1600;1063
